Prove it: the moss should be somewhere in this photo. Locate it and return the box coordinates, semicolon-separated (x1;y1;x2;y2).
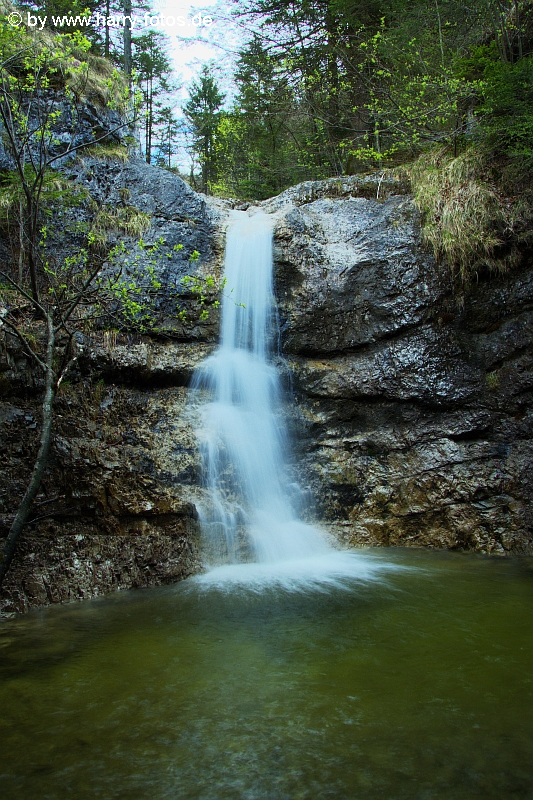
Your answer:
486;371;500;390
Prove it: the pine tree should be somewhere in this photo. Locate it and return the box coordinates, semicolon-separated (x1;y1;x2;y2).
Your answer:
132;30;173;164
184;66;225;194
155;106;180;168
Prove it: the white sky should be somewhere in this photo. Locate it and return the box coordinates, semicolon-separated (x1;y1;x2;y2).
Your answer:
147;0;245;100
136;0;249;168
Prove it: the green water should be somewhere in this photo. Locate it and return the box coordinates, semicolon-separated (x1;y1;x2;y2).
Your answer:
1;548;532;800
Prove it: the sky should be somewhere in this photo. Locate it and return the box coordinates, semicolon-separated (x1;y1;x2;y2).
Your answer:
148;0;245;99
141;0;249;168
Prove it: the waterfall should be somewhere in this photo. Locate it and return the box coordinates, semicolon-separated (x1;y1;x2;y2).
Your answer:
192;211;384;589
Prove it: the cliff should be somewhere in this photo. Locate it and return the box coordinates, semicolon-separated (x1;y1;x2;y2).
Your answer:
266;175;533;554
1;165;532;615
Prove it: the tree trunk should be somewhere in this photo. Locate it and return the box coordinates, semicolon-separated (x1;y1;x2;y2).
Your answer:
27;197;40;303
18;198;24;285
204;136;209;194
0;315;55;588
105;0;110;57
147;79;153;164
123;0;132;78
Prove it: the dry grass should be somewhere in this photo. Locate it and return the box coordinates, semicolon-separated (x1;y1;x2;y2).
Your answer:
0;1;128;109
90;205;151;250
401;147;514;284
67;55;128;110
82;143;130;162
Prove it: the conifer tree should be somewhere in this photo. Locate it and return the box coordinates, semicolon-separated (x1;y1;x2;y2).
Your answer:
184;66;225;194
156;106;180;168
132;30;173;164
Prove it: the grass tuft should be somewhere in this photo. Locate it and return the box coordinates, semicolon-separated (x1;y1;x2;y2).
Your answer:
0;0;128;109
82;143;130;162
89;204;151;250
401;146;532;285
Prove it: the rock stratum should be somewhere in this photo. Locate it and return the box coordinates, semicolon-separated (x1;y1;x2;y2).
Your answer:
1;165;532;615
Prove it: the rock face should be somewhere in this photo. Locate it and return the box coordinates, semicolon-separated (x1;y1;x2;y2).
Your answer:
0;141;225;614
0;334;210;614
265;176;533;554
61;153;227;340
1;167;532;615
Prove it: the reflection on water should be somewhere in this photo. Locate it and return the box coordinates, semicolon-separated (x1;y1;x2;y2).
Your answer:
1;548;532;800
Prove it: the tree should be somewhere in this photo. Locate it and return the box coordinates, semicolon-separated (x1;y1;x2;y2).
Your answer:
0;11;227;588
132;30;173;164
0;22;131;586
228;0;383;175
155;105;180;168
184;65;225;194
212;37;309;198
0;23;128;302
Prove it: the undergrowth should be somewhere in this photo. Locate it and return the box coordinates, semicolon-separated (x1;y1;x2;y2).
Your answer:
402;146;533;285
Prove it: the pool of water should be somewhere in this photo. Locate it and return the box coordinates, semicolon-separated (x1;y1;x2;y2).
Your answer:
1;548;532;800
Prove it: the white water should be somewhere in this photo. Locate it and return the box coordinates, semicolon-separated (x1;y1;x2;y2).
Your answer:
192;211;395;589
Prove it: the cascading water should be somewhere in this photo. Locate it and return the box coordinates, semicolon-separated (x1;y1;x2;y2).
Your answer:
193;211;326;564
192;211;391;589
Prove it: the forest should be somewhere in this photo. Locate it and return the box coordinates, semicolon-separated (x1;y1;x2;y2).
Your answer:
3;0;533;193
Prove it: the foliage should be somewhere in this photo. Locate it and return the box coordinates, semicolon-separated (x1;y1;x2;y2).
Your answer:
462;45;533;166
0;4;128;107
486;370;500;390
211;37;319;200
0;7;223;585
179;270;222;323
0;16;132;306
221;0;533;198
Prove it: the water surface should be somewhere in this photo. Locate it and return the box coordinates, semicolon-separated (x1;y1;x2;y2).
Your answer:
1;548;532;799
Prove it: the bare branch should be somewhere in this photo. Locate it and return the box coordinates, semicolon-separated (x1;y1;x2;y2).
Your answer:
0;315;47;371
0;269;48;317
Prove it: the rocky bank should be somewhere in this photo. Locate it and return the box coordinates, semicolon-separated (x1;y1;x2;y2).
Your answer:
1;164;532;615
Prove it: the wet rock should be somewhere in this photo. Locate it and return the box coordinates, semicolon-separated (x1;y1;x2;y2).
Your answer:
271;196;443;355
82;339;215;384
2;166;532;616
1;270;211;616
1;527;199;615
269;180;533;555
